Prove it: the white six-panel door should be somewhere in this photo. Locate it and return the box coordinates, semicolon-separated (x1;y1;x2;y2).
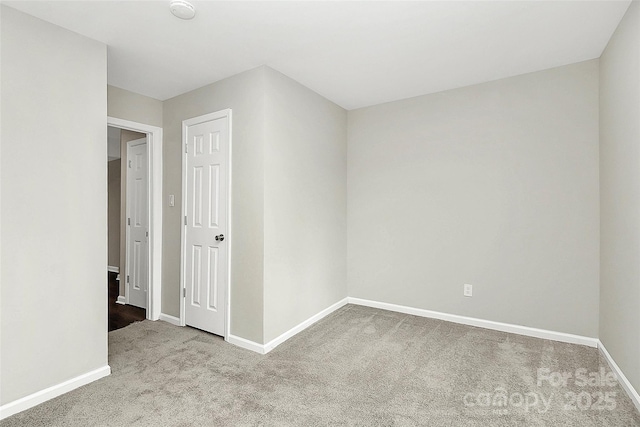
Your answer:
182;111;230;336
126;138;148;309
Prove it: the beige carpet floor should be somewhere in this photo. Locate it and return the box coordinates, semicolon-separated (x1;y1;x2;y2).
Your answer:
2;304;639;426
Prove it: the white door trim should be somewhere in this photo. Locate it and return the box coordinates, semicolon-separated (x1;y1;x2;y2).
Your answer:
180;109;232;339
107;116;163;321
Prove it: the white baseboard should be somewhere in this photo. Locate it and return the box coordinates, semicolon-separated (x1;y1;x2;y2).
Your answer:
347;297;599;348
226;334;267;355
264;297;348;353
159;313;181;326
226;297;349;355
107;266;119;273
598;341;640;413
0;365;110;420
115;296;126;305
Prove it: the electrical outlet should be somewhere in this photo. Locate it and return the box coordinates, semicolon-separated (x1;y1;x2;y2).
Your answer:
464;284;473;297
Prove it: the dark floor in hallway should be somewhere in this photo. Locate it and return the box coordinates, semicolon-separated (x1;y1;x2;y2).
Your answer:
108;271;145;332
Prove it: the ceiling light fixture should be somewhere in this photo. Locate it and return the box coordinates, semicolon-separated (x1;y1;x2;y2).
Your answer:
170;0;196;20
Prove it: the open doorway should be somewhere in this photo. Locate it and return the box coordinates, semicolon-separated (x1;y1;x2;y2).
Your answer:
106;117;163;328
107;126;147;330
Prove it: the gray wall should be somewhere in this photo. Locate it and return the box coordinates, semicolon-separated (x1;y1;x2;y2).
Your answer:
0;6;107;404
108;159;121;268
263;68;348;342
163;67;266;343
107;85;163;128
347;60;600;338
162;66;348;343
599;0;640;393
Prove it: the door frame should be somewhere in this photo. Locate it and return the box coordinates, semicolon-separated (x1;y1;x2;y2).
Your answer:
179;109;232;339
107;116;163;321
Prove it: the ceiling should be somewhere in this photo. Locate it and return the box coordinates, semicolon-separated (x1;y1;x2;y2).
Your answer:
4;1;631;110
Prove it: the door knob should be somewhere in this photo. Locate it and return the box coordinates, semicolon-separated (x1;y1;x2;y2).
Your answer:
215;234;225;242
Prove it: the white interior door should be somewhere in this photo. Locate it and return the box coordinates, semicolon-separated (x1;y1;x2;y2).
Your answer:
126;138;148;309
183;112;229;336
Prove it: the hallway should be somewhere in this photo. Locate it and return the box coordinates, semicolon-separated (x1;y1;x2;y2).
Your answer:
108;272;145;332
